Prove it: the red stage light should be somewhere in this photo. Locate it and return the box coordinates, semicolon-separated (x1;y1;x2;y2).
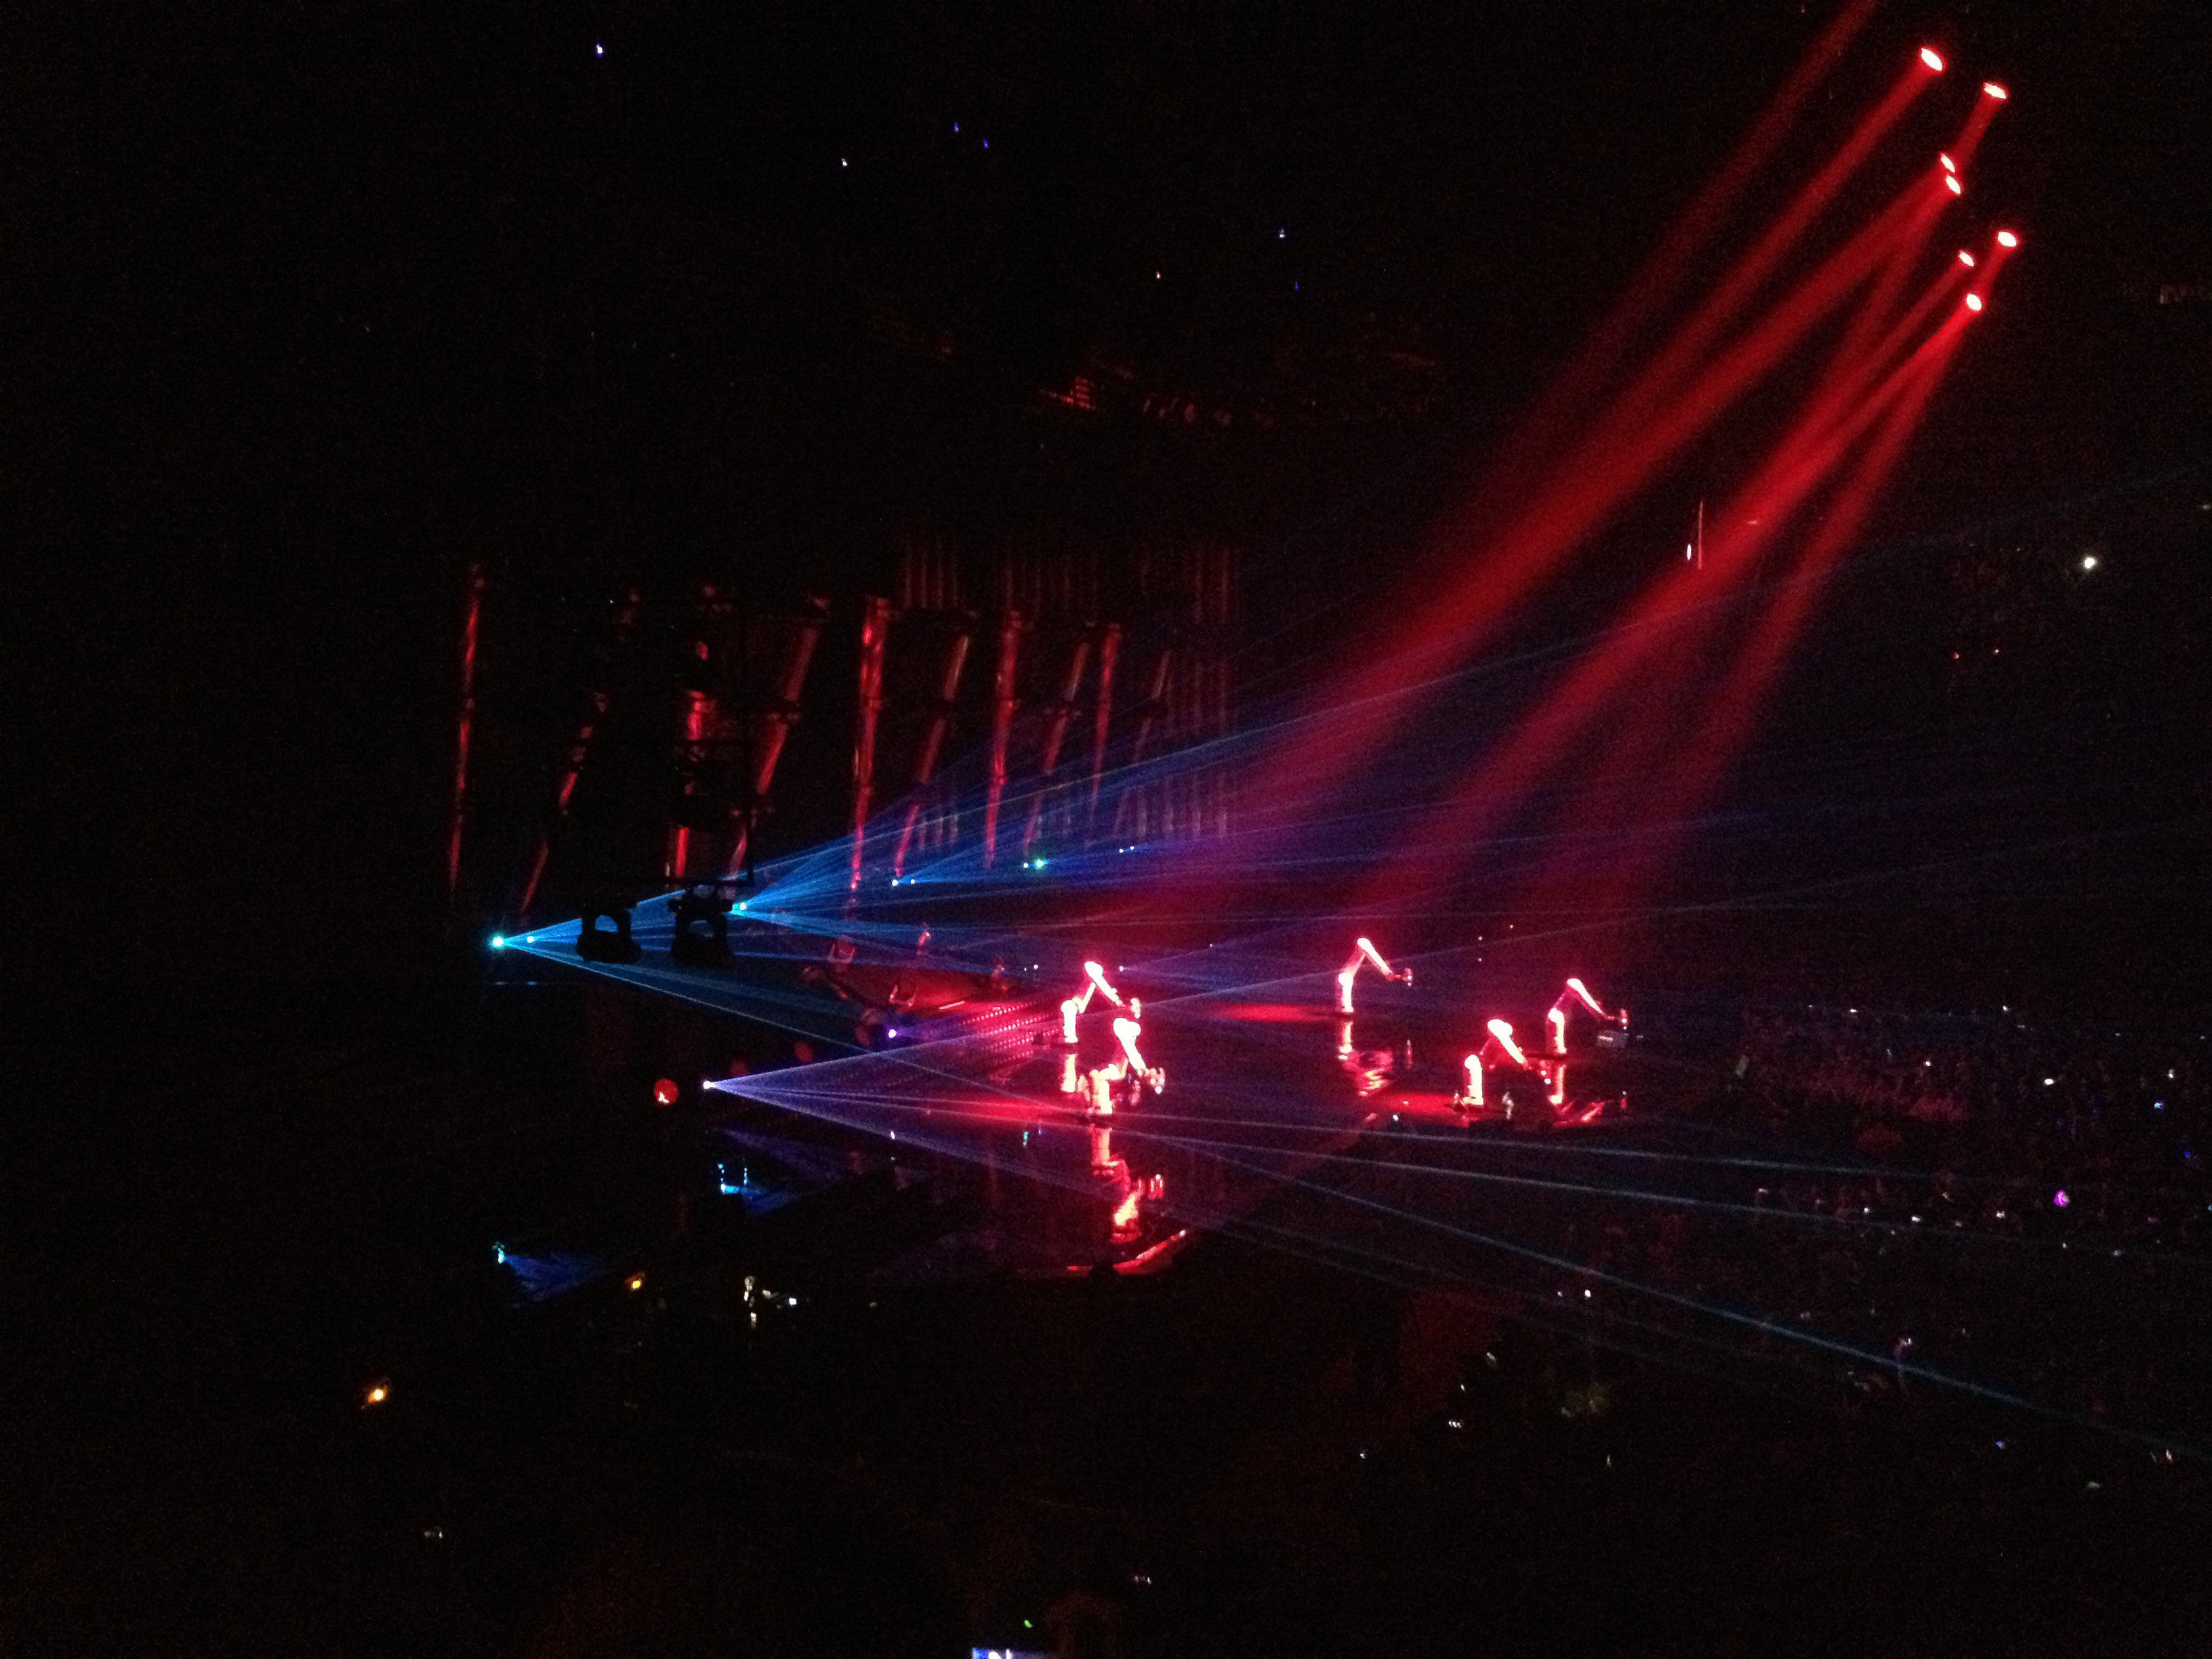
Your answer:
1919;46;1946;72
1964;293;1984;312
653;1077;680;1105
1957;250;1976;267
1944;175;1963;195
1982;82;2008;100
1996;230;2018;248
1939;153;1955;172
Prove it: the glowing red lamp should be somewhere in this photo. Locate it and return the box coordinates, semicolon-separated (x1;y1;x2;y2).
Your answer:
1963;293;1984;312
1957;250;1976;267
1939;154;1956;173
1982;81;2008;100
1996;230;2018;248
1919;46;1946;72
653;1077;680;1106
1944;175;1963;196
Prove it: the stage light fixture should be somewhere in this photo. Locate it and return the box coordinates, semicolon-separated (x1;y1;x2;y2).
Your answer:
1964;293;1983;312
576;905;642;963
1982;81;2008;100
1996;230;2018;247
489;934;506;949
1919;46;1945;72
1944;175;1963;195
1957;250;1975;267
1940;154;1955;172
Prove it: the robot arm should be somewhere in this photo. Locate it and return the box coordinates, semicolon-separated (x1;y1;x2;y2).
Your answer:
1481;1018;1530;1068
1111;1016;1165;1092
1547;977;1627;1053
1062;961;1127;1044
1458;1019;1530;1110
1336;937;1414;1015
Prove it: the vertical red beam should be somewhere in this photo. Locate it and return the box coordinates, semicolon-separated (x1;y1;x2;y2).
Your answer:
446;561;485;916
722;601;827;881
980;610;1023;867
1086;622;1121;825
1128;646;1174;766
1021;634;1092;858
665;668;714;883
520;586;642;918
848;595;894;890
892;622;972;879
1111;645;1174;842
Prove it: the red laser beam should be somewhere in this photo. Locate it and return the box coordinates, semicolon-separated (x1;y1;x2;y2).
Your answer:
1353;272;1973;912
1242;50;1948;830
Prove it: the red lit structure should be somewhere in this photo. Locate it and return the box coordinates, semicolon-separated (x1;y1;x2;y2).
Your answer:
890;619;975;881
1021;631;1094;859
447;562;485;917
1457;1018;1534;1113
1547;977;1628;1054
981;611;1025;867
1336;937;1414;1015
1060;960;1128;1045
847;595;894;890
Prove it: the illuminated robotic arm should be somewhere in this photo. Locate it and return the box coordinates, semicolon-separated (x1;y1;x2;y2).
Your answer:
1061;959;1128;1044
1336;937;1414;1015
1546;976;1628;1054
1457;1018;1531;1110
1112;1015;1165;1093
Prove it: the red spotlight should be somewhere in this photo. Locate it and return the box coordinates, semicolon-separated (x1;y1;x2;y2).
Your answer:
1919;46;1946;73
653;1077;680;1106
1982;82;2009;100
1996;230;2018;248
1939;153;1955;172
1964;293;1984;312
1945;175;1963;195
1957;250;1976;267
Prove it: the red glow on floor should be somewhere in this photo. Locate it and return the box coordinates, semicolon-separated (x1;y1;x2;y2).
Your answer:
1213;1003;1331;1024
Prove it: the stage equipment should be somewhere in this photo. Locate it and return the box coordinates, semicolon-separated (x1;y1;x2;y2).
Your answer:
668;886;736;968
1059;960;1128;1045
576;903;642;964
1336;937;1414;1015
1547;977;1629;1054
1456;1018;1534;1113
